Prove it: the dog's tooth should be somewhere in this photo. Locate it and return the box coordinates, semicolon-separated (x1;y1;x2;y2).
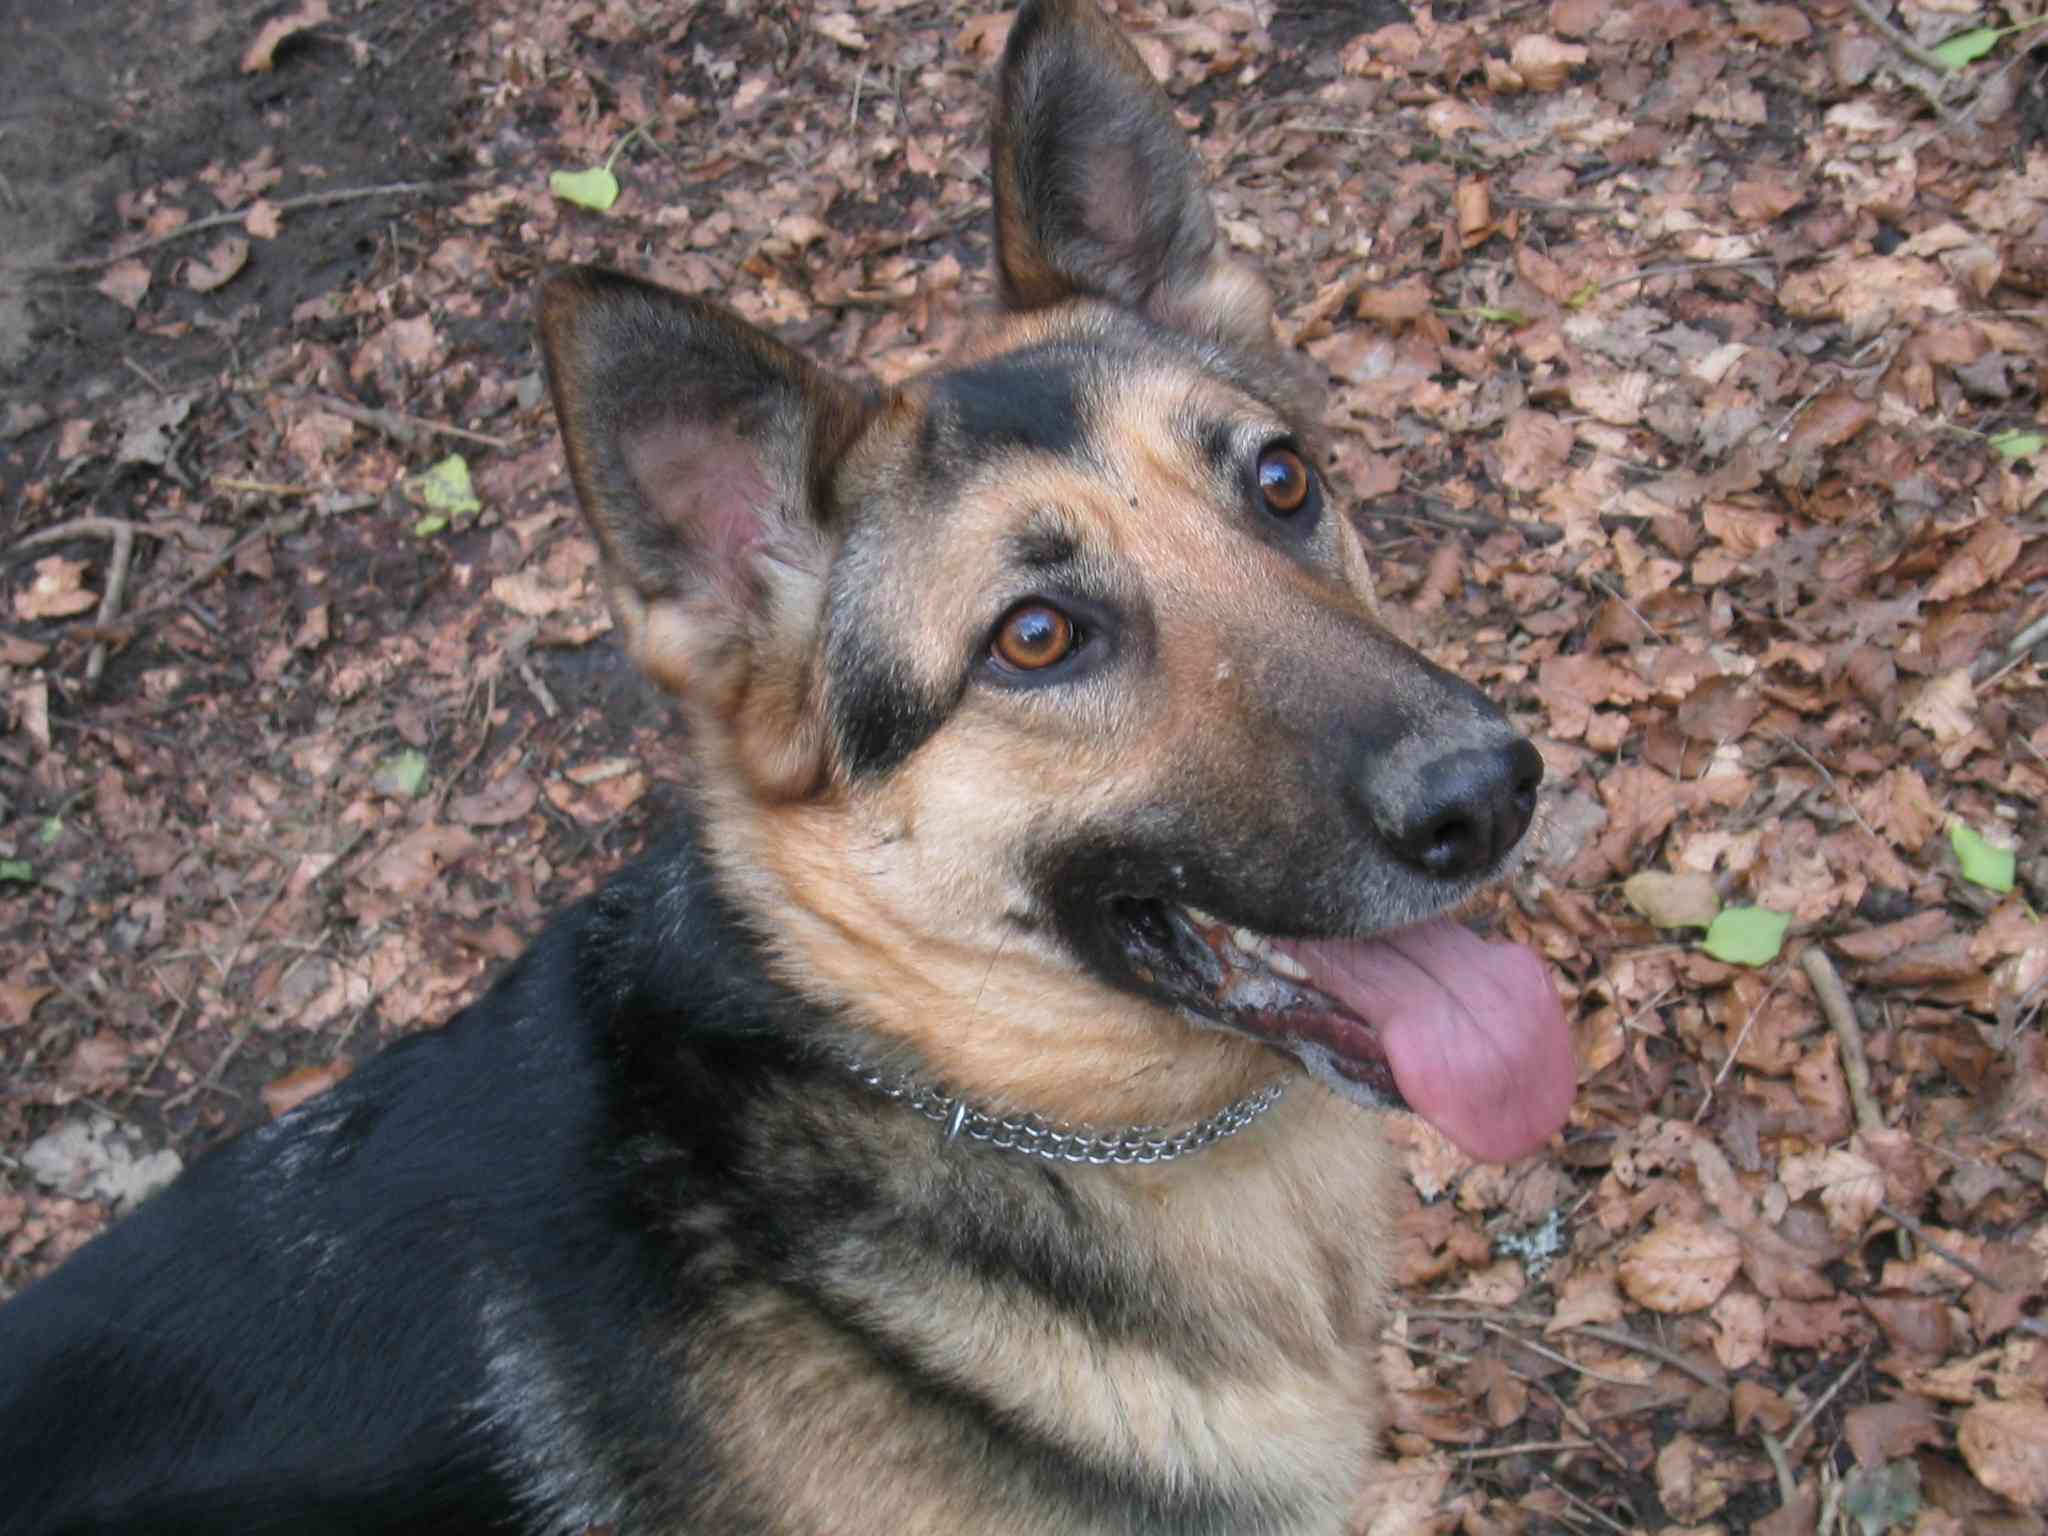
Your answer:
1232;927;1260;954
1264;946;1310;981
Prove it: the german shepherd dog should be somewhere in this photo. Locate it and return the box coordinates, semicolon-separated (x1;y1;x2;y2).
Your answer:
0;3;1572;1530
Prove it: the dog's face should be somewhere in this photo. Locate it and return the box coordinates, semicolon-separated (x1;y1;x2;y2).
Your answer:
541;0;1570;1160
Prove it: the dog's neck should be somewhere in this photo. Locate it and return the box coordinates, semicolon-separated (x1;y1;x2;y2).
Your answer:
843;1057;1286;1166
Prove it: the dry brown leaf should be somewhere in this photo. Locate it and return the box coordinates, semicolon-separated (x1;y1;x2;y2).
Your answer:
14;555;98;622
244;199;283;239
811;7;867;48
1623;870;1721;929
1354;277;1432;326
0;982;54;1030
183;236;249;293
1926;518;2024;603
1618;1220;1742;1313
1957;1399;2048;1509
448;772;541;829
1736;5;1812;45
1843;1396;1943;1467
490;572;580;618
1507;34;1586;91
62;1033;131;1094
96;259;151;310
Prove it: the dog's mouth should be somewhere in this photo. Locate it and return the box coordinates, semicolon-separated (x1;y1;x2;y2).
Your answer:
1109;898;1571;1162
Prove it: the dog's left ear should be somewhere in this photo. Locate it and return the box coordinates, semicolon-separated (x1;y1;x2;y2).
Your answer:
991;0;1276;357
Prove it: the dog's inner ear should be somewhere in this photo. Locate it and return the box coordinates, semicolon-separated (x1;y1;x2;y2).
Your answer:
992;0;1277;356
539;268;873;797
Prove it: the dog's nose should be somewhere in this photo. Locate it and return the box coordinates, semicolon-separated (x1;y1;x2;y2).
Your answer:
1383;738;1543;879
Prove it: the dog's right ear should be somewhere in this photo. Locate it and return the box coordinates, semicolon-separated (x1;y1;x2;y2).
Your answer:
538;267;872;795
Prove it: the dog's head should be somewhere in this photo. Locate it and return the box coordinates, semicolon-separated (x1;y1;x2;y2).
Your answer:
539;0;1571;1161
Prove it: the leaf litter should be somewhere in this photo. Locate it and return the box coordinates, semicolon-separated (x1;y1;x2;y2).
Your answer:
1;0;2046;1530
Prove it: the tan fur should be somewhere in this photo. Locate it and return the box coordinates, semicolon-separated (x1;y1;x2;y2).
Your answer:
692;1085;1394;1536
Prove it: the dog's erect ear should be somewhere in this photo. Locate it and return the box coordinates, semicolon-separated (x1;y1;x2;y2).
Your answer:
992;0;1276;354
538;267;872;795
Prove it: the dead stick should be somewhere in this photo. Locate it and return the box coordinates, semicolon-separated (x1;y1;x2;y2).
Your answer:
83;520;134;693
5;515;178;561
1973;604;2048;683
18;181;454;274
1877;1201;2005;1290
314;394;519;451
1846;0;1956;77
1800;946;1884;1137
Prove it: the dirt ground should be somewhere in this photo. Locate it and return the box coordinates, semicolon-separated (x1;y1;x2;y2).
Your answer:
2;1;2046;1531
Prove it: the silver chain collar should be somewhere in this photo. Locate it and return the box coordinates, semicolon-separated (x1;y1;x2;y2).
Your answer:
844;1061;1285;1166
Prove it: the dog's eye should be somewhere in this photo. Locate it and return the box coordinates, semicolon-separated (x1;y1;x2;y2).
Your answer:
991;602;1076;671
1256;445;1312;516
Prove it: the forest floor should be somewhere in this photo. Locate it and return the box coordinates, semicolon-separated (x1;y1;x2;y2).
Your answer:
1;1;2045;1531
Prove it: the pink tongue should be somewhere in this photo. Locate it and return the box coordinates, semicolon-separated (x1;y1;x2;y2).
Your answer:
1281;920;1572;1162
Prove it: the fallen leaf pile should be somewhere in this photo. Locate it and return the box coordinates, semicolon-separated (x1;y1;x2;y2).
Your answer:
0;1;2043;1531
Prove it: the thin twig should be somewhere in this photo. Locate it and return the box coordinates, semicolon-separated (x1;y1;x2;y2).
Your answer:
163;863;297;1109
1847;0;1956;77
314;393;520;451
1455;1438;1594;1463
1877;1201;2005;1290
1598;257;1775;293
5;515;179;561
1801;946;1884;1137
118;507;315;627
83;520;134;693
1784;1344;1870;1450
1772;729;1883;843
1973;603;2048;683
1537;1474;1635;1536
18;180;459;274
1568;1323;1727;1390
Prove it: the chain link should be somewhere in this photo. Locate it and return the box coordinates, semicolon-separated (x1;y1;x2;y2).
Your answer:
845;1062;1284;1166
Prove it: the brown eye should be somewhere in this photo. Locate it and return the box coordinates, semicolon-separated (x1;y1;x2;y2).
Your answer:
1257;445;1311;516
992;603;1076;671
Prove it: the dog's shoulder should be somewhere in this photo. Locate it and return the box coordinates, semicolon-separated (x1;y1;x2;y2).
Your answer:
0;830;786;1536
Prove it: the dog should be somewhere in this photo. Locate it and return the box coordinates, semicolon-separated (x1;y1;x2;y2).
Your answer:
0;3;1572;1530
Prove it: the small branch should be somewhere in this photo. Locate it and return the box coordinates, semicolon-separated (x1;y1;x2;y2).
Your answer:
1877;1200;2005;1290
1847;0;1956;78
1801;946;1884;1137
83;520;135;693
4;515;180;562
1366;497;1565;546
1568;1323;1727;1391
1598;257;1776;294
1973;603;2048;683
19;180;459;275
1784;1344;1870;1450
314;393;520;452
118;507;315;627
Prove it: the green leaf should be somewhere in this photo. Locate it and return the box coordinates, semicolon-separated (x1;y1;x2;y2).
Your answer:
1932;26;2002;69
550;165;621;212
38;816;62;846
402;453;481;532
1949;821;2016;893
1841;1459;1921;1536
1702;906;1791;967
1988;428;2046;461
373;748;431;799
0;860;32;883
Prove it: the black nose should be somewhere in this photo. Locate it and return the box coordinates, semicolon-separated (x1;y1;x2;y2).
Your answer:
1384;738;1543;879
